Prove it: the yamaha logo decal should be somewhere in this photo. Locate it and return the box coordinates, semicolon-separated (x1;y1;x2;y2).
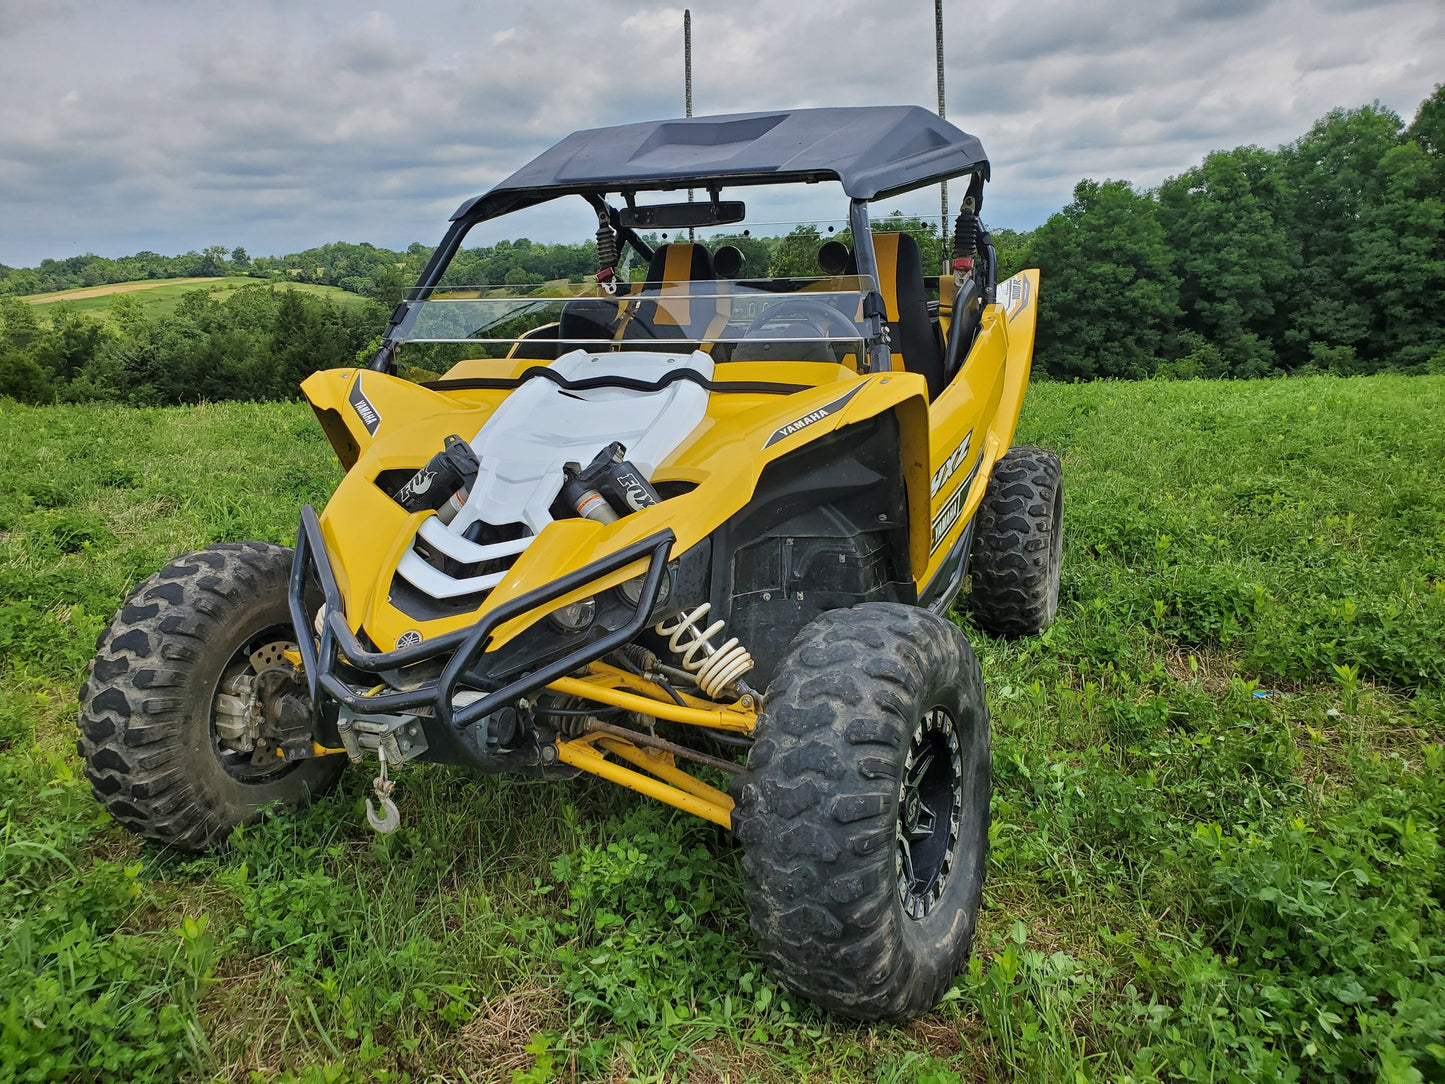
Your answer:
763;385;863;449
930;457;982;553
396;630;424;649
348;373;382;436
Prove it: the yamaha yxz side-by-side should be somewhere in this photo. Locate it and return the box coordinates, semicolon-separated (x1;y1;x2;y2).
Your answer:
79;106;1061;1020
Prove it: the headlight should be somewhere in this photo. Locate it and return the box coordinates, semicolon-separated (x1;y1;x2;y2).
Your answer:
548;596;596;634
617;566;671;610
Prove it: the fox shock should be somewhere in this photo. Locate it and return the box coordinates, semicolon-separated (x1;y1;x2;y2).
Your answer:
952;196;979;281
596;211;621;294
654;603;754;699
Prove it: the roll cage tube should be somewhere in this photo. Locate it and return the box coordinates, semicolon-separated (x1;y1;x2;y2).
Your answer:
849;198;890;374
369;193;662;373
369;186;989;376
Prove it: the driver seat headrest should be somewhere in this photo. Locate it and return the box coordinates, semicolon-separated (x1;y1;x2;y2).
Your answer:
624;243;724;343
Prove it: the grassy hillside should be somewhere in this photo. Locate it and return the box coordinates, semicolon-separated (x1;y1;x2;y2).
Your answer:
24;276;371;319
0;376;1441;1083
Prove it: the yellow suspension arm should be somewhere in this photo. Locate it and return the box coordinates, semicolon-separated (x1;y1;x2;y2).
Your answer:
554;732;735;827
546;663;757;733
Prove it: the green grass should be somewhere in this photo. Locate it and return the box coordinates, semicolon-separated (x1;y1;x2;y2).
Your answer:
24;277;371;319
1;375;1442;1083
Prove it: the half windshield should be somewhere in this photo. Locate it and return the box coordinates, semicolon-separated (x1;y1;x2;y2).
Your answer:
386;192;949;375
393;275;875;367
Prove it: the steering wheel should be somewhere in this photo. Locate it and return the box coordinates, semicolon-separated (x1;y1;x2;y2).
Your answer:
744;298;860;341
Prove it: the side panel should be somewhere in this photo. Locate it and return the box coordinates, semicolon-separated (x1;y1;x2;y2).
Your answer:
917;269;1041;598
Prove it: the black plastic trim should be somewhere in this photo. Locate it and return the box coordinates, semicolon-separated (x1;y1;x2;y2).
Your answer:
420;367;808;396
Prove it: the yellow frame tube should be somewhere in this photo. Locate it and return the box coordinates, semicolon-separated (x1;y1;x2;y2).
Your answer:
585;662;742;714
546;673;756;733
555;734;734;827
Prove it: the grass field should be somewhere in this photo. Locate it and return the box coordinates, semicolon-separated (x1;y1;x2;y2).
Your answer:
1;375;1442;1083
23;277;372;319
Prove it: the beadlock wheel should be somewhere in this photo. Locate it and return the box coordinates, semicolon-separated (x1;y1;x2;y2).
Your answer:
897;706;964;919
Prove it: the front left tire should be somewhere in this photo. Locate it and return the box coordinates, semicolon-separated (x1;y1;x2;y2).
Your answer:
730;603;992;1021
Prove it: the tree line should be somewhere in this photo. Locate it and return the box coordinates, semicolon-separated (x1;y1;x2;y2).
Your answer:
0;288;382;406
1;85;1440;405
1023;86;1444;378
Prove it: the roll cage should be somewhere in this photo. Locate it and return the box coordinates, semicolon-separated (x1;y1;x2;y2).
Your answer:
369;106;998;378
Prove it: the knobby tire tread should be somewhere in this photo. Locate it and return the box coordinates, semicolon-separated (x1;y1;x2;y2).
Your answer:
77;542;341;851
730;603;991;1021
969;445;1063;638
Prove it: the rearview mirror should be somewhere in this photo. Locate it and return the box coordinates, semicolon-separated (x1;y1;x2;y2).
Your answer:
619;200;746;230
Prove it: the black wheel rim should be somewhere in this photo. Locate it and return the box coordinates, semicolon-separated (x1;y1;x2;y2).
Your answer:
896;706;964;919
210;623;301;785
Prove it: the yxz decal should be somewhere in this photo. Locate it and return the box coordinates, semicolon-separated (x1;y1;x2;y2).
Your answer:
930;431;973;497
348;374;382;436
930;456;982;552
763;385;862;448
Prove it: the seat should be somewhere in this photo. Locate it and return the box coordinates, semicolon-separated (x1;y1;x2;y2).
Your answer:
871;232;946;399
621;242;726;348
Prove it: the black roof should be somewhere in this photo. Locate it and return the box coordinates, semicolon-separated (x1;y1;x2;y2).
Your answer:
452;106;989;223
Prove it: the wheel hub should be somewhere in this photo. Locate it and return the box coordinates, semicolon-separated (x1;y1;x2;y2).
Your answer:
896;706;964;919
210;636;305;782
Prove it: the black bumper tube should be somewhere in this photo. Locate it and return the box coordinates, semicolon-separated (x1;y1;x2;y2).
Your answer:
288;504;675;755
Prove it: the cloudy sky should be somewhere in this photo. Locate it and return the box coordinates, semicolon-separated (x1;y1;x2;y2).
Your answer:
1;0;1441;266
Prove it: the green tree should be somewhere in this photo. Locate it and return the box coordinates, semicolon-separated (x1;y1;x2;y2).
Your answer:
873;211;942;271
989;226;1033;281
705;233;774;278
1279;103;1403;364
1026;179;1180;379
1405;82;1445;190
0;297;42;352
768;225;826;277
1346;138;1445;370
1157;146;1298;377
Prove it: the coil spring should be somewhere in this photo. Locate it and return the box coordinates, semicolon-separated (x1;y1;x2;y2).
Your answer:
596;223;619;275
654;603;753;699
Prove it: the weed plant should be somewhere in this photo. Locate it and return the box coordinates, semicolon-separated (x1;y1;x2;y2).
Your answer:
0;375;1441;1082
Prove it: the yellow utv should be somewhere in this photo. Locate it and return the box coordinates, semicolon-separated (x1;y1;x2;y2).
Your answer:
78;107;1060;1021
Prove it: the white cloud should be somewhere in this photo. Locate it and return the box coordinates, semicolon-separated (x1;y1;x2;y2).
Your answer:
0;0;1440;265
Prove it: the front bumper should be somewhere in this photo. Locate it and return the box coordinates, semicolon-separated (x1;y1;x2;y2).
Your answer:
287;504;674;763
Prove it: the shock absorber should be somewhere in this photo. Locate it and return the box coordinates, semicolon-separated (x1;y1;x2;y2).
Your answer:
952;196;979;283
653;603;754;699
596;210;621;294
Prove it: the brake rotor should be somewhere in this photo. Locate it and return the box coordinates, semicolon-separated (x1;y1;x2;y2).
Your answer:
249;640;297;672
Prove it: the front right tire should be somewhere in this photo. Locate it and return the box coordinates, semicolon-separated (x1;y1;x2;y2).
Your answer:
730;603;991;1021
78;542;345;851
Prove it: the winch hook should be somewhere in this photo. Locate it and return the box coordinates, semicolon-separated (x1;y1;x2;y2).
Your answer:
365;745;401;834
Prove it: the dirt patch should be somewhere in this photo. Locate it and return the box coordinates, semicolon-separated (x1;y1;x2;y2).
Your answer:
26;278;224;303
456;981;567;1082
682;1039;788;1084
